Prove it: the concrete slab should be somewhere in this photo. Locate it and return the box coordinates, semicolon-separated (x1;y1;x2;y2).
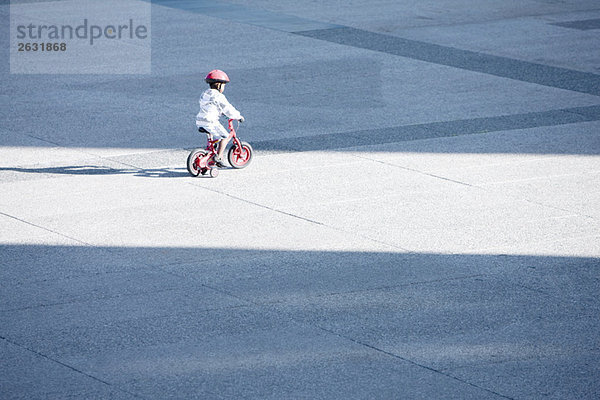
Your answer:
273;273;600;398
283;187;599;254
481;173;600;219
0;300;505;399
98;326;503;399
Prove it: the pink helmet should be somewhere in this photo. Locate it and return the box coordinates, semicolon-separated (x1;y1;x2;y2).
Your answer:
205;69;230;84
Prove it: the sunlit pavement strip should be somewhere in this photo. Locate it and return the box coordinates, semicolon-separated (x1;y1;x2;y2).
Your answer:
2;0;600;399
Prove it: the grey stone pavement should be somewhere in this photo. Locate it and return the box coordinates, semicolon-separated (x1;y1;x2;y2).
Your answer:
1;0;600;398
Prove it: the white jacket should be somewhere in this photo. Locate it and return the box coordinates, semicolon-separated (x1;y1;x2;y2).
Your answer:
195;88;242;126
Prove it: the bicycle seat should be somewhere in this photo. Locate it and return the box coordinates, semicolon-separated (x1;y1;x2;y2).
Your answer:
198;127;209;133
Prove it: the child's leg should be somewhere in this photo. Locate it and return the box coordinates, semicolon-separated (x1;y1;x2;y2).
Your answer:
216;136;231;160
214;125;230;161
205;123;229;162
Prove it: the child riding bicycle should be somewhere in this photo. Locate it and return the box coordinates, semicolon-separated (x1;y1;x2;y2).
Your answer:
196;69;245;167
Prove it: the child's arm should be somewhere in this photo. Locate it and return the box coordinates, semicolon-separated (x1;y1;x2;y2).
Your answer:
216;92;243;120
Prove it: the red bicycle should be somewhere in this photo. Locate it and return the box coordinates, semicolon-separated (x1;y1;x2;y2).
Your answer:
187;119;253;178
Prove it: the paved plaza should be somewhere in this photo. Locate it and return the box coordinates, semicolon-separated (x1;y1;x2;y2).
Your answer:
1;0;599;398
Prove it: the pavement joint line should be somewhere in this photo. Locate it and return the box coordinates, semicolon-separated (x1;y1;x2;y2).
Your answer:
350;153;475;187
0;211;92;246
186;181;326;226
81;154;148;172
460;176;594;221
351;154;599;222
0;335;148;400
461;176;600;221
309;324;515;400
514;197;597;221
153;265;261;307
185;181;411;252
22;133;64;148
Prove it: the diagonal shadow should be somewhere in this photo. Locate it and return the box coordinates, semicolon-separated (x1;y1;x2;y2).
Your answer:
252;105;600;154
295;27;600;97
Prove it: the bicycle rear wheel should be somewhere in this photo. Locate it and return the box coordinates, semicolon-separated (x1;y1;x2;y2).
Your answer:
187;148;207;176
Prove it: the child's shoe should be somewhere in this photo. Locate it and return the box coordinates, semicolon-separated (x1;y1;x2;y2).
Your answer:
213;156;226;168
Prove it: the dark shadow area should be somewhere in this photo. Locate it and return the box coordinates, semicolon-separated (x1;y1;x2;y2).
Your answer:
2;2;599;157
1;244;599;399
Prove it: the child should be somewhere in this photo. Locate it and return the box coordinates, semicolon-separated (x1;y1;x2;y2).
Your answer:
196;69;244;167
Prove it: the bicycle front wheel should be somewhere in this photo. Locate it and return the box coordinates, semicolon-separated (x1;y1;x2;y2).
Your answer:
227;141;253;169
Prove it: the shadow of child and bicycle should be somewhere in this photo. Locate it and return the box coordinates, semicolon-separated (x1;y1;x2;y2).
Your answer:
0;165;195;179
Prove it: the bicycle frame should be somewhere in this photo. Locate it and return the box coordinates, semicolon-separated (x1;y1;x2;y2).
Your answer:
227;119;243;149
205;119;241;152
194;119;242;170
